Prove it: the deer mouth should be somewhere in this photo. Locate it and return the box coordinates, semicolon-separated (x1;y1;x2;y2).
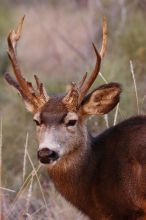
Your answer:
37;148;59;164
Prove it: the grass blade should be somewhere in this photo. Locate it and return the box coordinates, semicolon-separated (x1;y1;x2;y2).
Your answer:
130;60;139;114
26;150;48;211
113;103;119;126
23;133;29;181
104;114;109;128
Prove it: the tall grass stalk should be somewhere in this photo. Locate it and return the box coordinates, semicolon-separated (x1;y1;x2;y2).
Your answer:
0;187;15;193
6;165;41;218
99;72;108;84
25;176;33;217
130;60;139;114
104;114;109;128
31;205;46;217
26;150;48;210
113;103;119;126
23;133;29;181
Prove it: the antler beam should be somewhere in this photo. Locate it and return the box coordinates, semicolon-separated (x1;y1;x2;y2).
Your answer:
5;16;49;113
78;17;107;105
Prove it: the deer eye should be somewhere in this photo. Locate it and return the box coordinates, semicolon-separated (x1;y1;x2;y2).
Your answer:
66;119;77;127
33;112;41;126
33;119;41;126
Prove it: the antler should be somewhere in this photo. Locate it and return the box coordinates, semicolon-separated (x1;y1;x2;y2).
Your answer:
78;17;107;105
63;17;107;110
5;16;107;113
5;16;49;113
63;82;79;112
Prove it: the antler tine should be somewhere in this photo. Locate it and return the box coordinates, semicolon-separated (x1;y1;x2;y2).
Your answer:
5;72;22;93
79;72;88;88
9;15;25;51
78;43;101;105
34;74;49;102
7;16;35;99
78;17;107;105
63;82;79;112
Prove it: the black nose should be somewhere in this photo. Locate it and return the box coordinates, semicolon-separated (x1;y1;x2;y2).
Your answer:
37;148;59;164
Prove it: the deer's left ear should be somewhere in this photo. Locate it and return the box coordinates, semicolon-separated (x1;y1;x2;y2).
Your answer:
80;83;121;116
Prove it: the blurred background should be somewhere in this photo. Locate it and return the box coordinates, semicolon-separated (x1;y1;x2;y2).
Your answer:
0;0;146;219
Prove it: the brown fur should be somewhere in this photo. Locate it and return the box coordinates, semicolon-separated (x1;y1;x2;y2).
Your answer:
42;112;146;220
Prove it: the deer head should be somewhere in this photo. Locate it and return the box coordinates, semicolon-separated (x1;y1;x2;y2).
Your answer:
5;17;121;165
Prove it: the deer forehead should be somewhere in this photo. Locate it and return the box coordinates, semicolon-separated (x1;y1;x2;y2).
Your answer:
34;96;78;126
42;96;67;112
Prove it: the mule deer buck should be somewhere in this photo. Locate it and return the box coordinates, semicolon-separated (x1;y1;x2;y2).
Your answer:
5;17;146;220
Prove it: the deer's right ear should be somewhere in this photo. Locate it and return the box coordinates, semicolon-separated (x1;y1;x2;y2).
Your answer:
80;83;121;116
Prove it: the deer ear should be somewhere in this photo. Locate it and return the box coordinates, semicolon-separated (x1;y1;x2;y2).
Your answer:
80;83;121;116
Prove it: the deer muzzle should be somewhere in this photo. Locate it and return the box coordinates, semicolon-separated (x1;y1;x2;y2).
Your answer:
37;148;59;164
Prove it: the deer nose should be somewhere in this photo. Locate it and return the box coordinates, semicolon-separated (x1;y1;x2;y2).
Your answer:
37;148;59;164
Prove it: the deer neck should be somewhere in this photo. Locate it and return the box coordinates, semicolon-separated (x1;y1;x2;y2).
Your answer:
47;137;95;209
